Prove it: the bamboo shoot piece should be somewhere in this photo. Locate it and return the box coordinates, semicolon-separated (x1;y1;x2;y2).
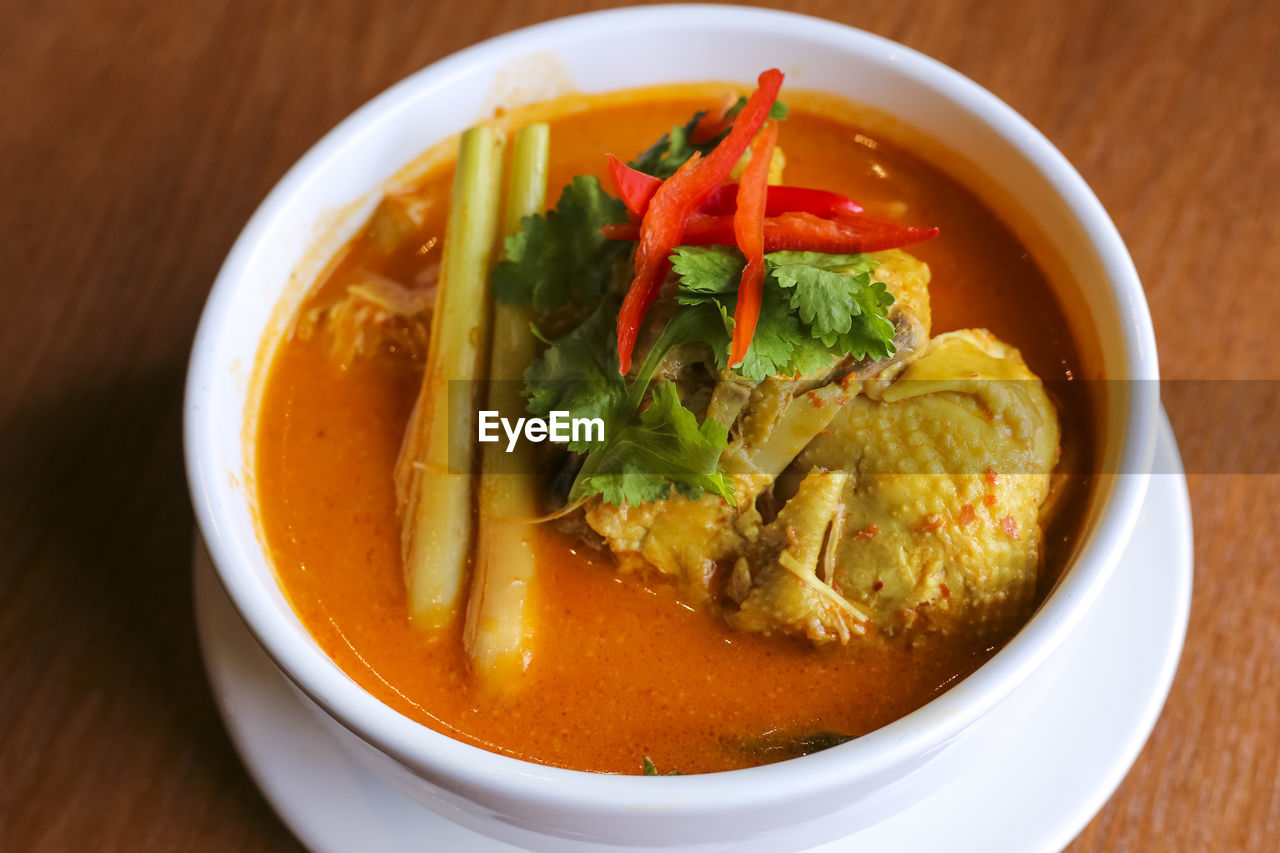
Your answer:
395;125;506;628
464;124;549;689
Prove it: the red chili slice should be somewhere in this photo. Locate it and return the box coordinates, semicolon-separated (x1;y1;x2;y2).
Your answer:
729;120;777;367
607;155;864;221
603;211;938;253
606;154;662;217
701;184;863;218
616;69;785;374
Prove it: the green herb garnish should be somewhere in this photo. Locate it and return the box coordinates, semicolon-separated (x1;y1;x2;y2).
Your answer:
669;246;895;380
493;175;629;311
641;755;682;776
739;730;856;763
573;381;733;508
523;303;733;507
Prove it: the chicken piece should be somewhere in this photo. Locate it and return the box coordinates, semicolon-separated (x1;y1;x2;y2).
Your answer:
728;469;870;642
582;474;770;601
791;329;1060;638
584;250;937;607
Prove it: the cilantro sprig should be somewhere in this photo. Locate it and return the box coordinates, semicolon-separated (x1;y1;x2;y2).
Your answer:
670;246;895;381
523;302;733;507
493;175;629;311
573;381;732;507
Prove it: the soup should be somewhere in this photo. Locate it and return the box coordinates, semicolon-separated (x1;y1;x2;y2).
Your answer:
256;76;1095;774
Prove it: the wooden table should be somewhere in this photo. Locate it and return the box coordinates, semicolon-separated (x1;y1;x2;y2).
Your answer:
2;0;1275;849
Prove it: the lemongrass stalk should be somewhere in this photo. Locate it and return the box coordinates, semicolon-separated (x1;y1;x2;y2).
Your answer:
464;123;549;689
397;125;506;628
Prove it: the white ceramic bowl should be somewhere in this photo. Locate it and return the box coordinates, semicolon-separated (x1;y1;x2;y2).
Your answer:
185;5;1159;850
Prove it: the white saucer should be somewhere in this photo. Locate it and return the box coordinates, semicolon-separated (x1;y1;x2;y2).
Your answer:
196;410;1191;853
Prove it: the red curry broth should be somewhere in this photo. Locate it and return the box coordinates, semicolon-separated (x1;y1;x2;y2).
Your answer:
256;93;1095;774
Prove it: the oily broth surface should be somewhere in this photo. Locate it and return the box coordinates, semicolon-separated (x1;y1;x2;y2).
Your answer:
256;95;1094;774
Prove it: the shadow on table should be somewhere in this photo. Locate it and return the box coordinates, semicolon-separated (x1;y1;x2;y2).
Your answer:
0;366;301;849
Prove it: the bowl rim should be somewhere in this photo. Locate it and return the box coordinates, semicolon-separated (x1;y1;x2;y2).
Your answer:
184;2;1159;813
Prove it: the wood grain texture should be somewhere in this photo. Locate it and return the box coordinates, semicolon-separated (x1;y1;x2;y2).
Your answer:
0;0;1275;850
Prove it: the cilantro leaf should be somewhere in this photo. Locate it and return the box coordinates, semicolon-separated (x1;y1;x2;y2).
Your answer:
571;382;733;507
670;246;741;301
770;266;869;341
668;246;737;371
493;175;629;311
771;260;896;360
786;334;842;378
736;285;817;381
522;306;626;453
